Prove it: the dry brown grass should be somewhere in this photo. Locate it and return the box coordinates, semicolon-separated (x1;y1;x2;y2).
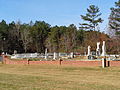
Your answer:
0;64;120;90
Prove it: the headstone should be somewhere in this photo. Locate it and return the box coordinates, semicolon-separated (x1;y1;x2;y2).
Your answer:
101;41;106;56
2;52;5;55
84;52;86;56
45;48;48;59
96;42;100;56
70;52;74;58
14;50;17;54
58;53;61;57
53;52;57;60
5;52;8;55
87;46;91;56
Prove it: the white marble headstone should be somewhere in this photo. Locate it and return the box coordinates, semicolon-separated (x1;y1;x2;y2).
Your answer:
45;48;48;59
70;52;74;58
87;46;91;56
96;42;100;56
101;41;106;56
53;52;57;60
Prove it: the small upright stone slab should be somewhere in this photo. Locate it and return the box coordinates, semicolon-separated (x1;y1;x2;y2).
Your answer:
87;46;91;56
45;48;48;60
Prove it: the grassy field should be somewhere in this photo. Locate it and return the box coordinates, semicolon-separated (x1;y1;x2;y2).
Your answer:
0;64;120;90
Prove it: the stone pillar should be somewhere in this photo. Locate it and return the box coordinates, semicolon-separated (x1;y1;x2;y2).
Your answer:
53;52;57;60
101;41;106;56
45;48;48;60
102;58;106;68
96;42;100;56
2;52;5;55
84;52;86;56
59;53;61;57
87;46;91;56
14;50;17;54
70;52;74;58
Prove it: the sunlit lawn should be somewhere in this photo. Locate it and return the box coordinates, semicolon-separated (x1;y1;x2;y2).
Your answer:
0;64;120;90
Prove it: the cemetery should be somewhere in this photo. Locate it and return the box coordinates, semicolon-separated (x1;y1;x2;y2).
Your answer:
1;41;120;67
8;41;120;61
1;0;120;90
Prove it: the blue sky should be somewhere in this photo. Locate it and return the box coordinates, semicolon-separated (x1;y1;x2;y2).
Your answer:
0;0;118;31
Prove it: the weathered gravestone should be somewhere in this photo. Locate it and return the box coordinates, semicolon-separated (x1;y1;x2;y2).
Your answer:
96;42;100;56
45;48;48;60
101;41;106;56
87;46;91;56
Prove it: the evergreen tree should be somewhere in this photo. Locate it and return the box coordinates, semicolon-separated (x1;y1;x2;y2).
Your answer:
30;21;50;53
45;26;60;52
108;0;120;53
108;0;120;37
80;5;103;31
0;20;8;53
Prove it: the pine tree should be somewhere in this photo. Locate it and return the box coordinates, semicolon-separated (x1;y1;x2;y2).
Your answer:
108;0;120;37
80;5;103;31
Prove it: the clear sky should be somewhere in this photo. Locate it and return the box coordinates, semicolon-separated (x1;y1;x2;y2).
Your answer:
0;0;118;31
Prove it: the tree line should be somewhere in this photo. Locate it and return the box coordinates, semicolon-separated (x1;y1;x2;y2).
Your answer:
0;0;120;54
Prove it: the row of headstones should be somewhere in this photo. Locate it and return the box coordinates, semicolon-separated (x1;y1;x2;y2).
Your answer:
44;49;74;60
88;41;106;56
11;40;106;59
11;53;38;59
10;50;73;59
